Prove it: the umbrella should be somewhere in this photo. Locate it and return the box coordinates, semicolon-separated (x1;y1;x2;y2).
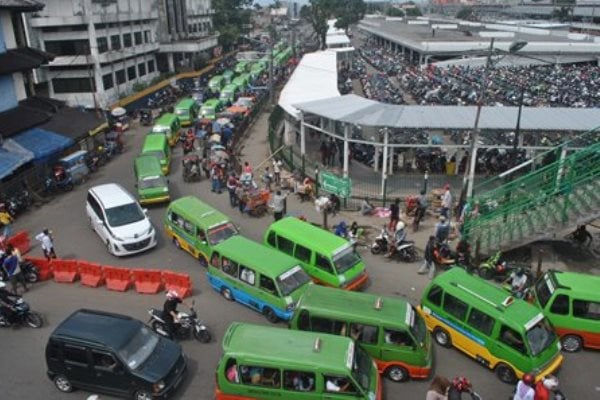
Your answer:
431;135;444;145
111;107;126;117
216;118;231;125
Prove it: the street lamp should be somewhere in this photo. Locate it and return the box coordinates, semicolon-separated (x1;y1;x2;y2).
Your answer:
465;39;528;199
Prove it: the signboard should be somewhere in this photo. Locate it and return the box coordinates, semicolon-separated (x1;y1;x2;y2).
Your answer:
319;171;352;198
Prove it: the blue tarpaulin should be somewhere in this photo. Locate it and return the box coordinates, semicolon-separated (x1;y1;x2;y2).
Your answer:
0;149;30;180
11;128;74;163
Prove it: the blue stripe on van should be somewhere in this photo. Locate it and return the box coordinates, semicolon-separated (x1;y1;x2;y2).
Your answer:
430;311;486;346
206;273;293;320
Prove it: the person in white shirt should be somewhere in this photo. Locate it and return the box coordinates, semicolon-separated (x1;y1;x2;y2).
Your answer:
441;184;452;219
272;159;282;186
513;373;535;400
35;229;56;261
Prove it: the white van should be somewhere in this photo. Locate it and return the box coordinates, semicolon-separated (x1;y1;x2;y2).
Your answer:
86;183;157;256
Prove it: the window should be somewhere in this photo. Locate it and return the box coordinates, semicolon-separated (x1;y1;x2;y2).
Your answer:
349;323;378;344
467;308;495;336
123;33;132;47
573;300;600;320
210;252;221;267
127;66;136;80
97;37;108;53
277;236;294;256
53;78;95;93
138;63;146;76
87;193;103;220
499;325;526;353
443;293;468;321
44;40;90;56
259;275;277;295
427;285;443;306
240;266;255;285
181;219;195;235
283;370;315;392
92;351;118;371
116;69;126;84
310;316;344;335
134;31;143;45
147;59;155;73
294;244;312;264
102;73;114;90
550;294;569;315
240;365;280;388
63;346;88;365
315;253;333;274
384;329;414;347
144;30;151;43
222;257;238;277
110;34;121;50
267;231;276;247
324;375;356;394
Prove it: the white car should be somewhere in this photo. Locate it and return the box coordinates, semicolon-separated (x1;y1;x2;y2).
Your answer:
86;183;157;256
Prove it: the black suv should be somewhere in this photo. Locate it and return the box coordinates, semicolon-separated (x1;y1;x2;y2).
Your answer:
46;309;186;400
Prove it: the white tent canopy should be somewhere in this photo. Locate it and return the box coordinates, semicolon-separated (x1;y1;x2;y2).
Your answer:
278;50;340;119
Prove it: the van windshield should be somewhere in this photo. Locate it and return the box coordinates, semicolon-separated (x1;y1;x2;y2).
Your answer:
526;318;556;357
534;274;556;309
118;326;159;370
201;107;214;116
208;222;238;246
333;247;361;274
106;203;145;227
410;306;427;345
276;265;311;296
175;109;188;117
351;345;372;393
139;176;167;189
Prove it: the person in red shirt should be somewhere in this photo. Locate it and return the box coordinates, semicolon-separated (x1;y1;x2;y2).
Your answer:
534;375;558;400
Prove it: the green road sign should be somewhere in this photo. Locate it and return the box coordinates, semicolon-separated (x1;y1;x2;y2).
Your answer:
319;171;352;198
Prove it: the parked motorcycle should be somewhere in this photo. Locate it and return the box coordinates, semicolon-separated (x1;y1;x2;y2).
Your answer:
147;300;211;343
477;251;531;281
370;226;390;255
20;260;39;283
370;226;418;262
44;174;74;194
0;189;32;218
0;293;43;328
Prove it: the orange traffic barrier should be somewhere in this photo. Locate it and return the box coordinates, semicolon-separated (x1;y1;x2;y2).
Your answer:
7;231;31;254
132;268;163;294
53;259;80;283
103;266;132;292
79;261;104;288
24;256;53;281
162;270;193;298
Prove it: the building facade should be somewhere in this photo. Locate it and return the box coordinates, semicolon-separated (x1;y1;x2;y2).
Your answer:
25;0;217;107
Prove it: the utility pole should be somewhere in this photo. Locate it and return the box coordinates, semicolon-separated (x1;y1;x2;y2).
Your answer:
269;17;275;105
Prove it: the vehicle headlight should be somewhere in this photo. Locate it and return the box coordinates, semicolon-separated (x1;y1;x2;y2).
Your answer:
147;226;154;235
153;380;166;393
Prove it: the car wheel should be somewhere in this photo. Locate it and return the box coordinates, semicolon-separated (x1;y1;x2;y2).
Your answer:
194;328;211;343
221;287;233;301
561;334;583;352
133;389;153;400
433;327;452;348
172;237;181;249
386;365;409;382
370;245;382;255
495;363;517;384
263;307;279;323
25;312;43;328
54;375;73;393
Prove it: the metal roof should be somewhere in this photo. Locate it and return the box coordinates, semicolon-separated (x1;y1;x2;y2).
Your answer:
293;94;600;131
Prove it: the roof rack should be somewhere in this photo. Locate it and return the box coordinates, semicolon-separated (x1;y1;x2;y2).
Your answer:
454;282;499;310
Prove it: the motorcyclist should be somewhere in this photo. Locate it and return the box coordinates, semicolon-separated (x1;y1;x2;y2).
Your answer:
534;375;559;400
447;376;475;400
505;267;529;299
386;221;407;258
455;239;472;270
513;373;535;400
0;281;18;324
163;290;183;339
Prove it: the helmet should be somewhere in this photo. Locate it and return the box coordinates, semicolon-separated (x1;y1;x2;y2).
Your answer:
166;290;180;300
522;373;535;385
542;376;558;391
452;376;472;392
395;221;405;231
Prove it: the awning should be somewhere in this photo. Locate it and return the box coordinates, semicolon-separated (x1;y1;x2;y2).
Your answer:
0;104;51;138
38;107;105;141
0;148;32;180
11;128;74;163
0;47;54;75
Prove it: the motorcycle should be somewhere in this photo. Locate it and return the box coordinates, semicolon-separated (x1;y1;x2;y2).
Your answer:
0;295;43;328
370;226;418;262
44;174;74;194
147;300;211;343
477;251;531;281
370;226;390;255
20;260;39;283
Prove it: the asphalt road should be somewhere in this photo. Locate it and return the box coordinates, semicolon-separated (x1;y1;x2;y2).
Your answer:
3;122;599;400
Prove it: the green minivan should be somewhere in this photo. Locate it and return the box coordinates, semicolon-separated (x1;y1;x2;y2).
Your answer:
200;99;222;120
290;285;432;382
151;113;181;147
134;155;170;205
215;322;382;400
219;83;239;104
141;134;170;175
208;75;225;93
232;75;248;90
164;196;239;266
264;217;369;291
174;98;199;127
234;61;249;74
223;69;234;84
207;235;312;322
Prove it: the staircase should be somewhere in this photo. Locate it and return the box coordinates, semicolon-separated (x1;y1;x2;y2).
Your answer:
463;141;600;254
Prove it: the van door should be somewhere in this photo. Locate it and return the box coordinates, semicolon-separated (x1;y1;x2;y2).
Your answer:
256;274;281;316
322;374;365;399
90;350;130;396
169;212;197;255
282;369;317;399
441;293;470;353
62;345;94;390
87;193;109;243
381;327;417;367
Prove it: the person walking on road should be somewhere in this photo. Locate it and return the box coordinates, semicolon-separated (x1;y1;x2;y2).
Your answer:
226;173;238;207
270;191;287;221
389;198;400;231
417;236;437;280
434;216;451;243
35;228;57;261
441;184;452;219
263;167;273;192
272;159;282;186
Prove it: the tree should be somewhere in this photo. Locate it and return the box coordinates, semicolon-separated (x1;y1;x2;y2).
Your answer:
214;0;253;50
386;7;405;17
456;6;474;20
333;0;366;35
300;0;332;50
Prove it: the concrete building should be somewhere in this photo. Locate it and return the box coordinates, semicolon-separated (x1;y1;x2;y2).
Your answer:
25;0;217;107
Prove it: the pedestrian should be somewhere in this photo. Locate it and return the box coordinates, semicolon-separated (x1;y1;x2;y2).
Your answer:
441;184;452;219
270;190;287;221
243;161;253;177
389;198;400;231
418;236;437;280
210;164;222;194
235;183;246;213
272;159;282;186
426;375;451;400
262;167;273;192
226;172;238;207
35;228;57;261
1;244;27;294
0;208;13;239
513;373;536;400
434;216;451;243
